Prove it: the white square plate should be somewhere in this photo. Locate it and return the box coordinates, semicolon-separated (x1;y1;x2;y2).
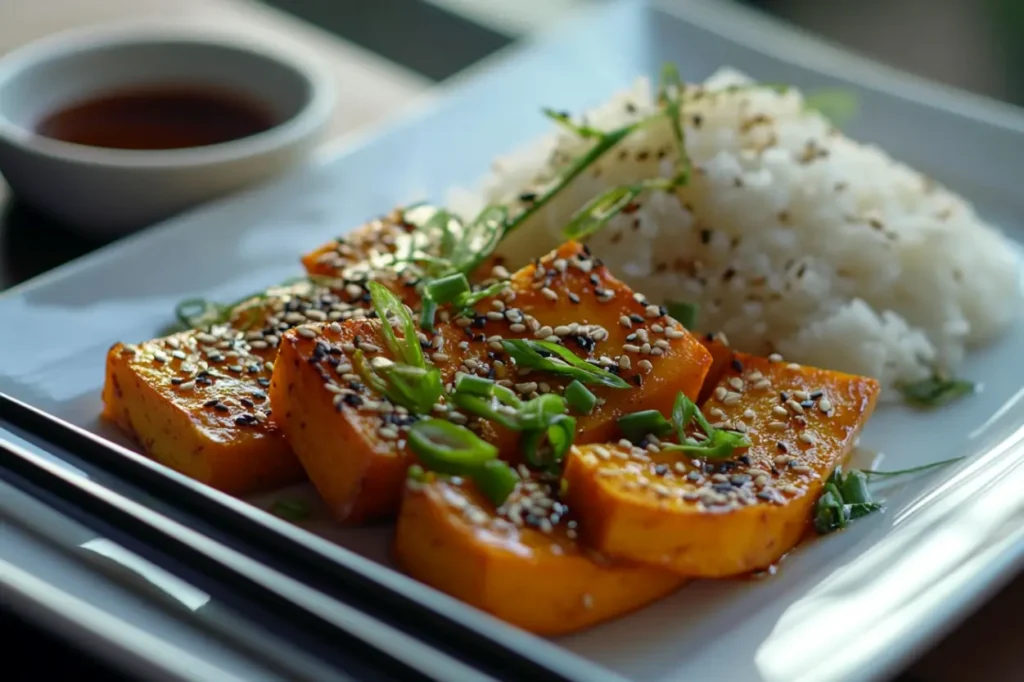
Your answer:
2;1;1022;681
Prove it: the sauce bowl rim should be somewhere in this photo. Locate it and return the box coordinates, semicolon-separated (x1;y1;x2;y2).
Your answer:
0;22;336;169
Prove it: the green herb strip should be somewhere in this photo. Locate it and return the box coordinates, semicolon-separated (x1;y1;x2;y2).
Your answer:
898;375;974;408
656;392;751;460
501;339;630;389
665;301;698;330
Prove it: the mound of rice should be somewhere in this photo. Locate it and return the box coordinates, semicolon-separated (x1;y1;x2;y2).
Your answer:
450;68;1021;398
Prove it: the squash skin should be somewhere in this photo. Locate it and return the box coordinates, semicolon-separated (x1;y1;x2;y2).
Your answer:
394;475;686;636
102;330;302;494
270;241;712;522
562;353;880;577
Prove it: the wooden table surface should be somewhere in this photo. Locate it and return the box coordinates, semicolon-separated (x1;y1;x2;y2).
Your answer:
1;1;1020;680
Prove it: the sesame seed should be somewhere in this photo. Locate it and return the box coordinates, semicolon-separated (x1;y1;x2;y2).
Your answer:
742;409;756;420
297;326;318;339
787;363;802;370
791;464;813;474
792;390;810;401
799;432;817;445
509;323;527;334
582;594;594;609
623;344;641;354
728;377;745;392
618;356;631;370
534;325;554;339
714;386;728;401
772;405;790;418
645;305;661;318
486;311;505;321
768;421;788;431
818;398;832;412
178;380;195;391
637;359;653;372
722;392;742;405
432;352;449;362
768;353;784;362
553;325;572;336
786;399;805;415
328;322;343;333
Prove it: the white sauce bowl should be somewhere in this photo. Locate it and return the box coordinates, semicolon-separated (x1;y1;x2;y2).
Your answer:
0;24;335;238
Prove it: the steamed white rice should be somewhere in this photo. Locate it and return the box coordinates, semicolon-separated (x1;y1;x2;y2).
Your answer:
450;68;1021;398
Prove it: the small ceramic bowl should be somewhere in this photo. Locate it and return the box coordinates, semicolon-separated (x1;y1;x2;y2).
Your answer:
0;24;335;238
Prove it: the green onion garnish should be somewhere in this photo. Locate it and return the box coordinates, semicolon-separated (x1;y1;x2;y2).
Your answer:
373;360;444;415
425;272;471;305
516;394;568;431
407;464;429;483
454;280;510;311
269;499;309;521
473;459;521;506
450;377;525;431
408;419;498;475
454;374;502;398
617;410;673;443
521;414;576;470
666;301;698;330
564;380;597;415
367;282;424;369
658;392;751;460
898;374;974;408
501;339;630;389
804;88;859;127
419;295;438;333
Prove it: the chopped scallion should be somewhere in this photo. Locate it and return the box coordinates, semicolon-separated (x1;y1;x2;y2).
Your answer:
472;459;521;506
501;339;630;389
564;380;597;415
665;301;698;330
425;272;471;305
522;414;576;469
408;419;498;475
617;410;672;443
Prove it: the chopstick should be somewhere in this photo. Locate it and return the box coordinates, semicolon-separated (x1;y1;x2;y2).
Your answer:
0;393;613;682
1;435;482;682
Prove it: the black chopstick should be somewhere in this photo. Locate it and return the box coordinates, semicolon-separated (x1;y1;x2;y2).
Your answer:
1;436;474;682
0;393;613;682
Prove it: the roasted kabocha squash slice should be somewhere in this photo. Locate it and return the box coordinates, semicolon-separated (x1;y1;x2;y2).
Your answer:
394;471;686;636
561;353;880;577
269;240;713;522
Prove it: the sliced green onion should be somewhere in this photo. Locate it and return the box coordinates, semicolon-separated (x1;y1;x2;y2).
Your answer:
561;183;651;241
408;419;498;475
666;301;698;330
472;459;520;506
670;392;700;442
501;339;630;389
455;280;510;311
661;392;750;460
353;349;390;395
426;272;471;305
450;393;522;431
522;415;576;469
564;380;597;415
270;499;309;521
898;375;974;408
407;464;429;483
375;362;443;415
517;394;568;431
454;374;499;398
451;205;508;276
367;282;424;369
838;469;871;505
617;410;672;443
804;89;859;127
419;295;438;333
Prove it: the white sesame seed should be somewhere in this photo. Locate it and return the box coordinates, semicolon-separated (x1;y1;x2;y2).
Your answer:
786;399;805;415
304;309;327;321
799;432;817;445
664;327;684;339
534;325;554;339
509;323;527;334
637;359;653;372
818;398;833;412
178;381;195;391
791;464;813;474
714;386;728;401
249;340;268;349
378;427;399;440
753;379;772;390
742;408;756;420
431;352;449;363
623;344;641;354
722;392;742;405
768;353;784;362
787;363;801;370
455;317;472;327
618;355;631;370
541;287;558;301
747;370;763;381
645;305;661;318
553;325;572;336
792;390;810;401
708;407;727;420
297;326;318;339
486;311;505;321
582;594;594;609
768;421;788;431
619;315;632;328
728;377;745;392
514;382;538;394
772;405;790;418
734;421;748;433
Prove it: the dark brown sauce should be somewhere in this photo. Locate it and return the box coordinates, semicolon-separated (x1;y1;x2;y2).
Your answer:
36;85;277;150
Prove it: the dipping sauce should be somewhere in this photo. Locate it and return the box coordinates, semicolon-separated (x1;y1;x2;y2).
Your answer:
36;85;277;150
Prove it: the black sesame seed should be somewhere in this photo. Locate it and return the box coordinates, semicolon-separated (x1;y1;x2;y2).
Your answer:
519;192;537;202
738;455;752;466
257;378;271;387
342;393;363;407
730;474;751;486
589;274;600;286
626;333;638;342
777;442;788;453
203;399;219;408
713;483;734;494
251;390;267;400
654;464;669;477
800;400;815;409
633;374;644;386
235;414;255;426
568;292;580;304
213;402;229;412
704;333;715;341
629;314;645;324
731;358;744;373
780;391;790;402
171;377;183;385
809;391;824;399
240;398;254;408
757;491;775;501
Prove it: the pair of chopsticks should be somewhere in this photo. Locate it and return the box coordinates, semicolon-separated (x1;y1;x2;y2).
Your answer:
0;393;612;682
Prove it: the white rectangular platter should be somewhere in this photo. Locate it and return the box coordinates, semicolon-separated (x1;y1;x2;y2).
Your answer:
1;1;1022;681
